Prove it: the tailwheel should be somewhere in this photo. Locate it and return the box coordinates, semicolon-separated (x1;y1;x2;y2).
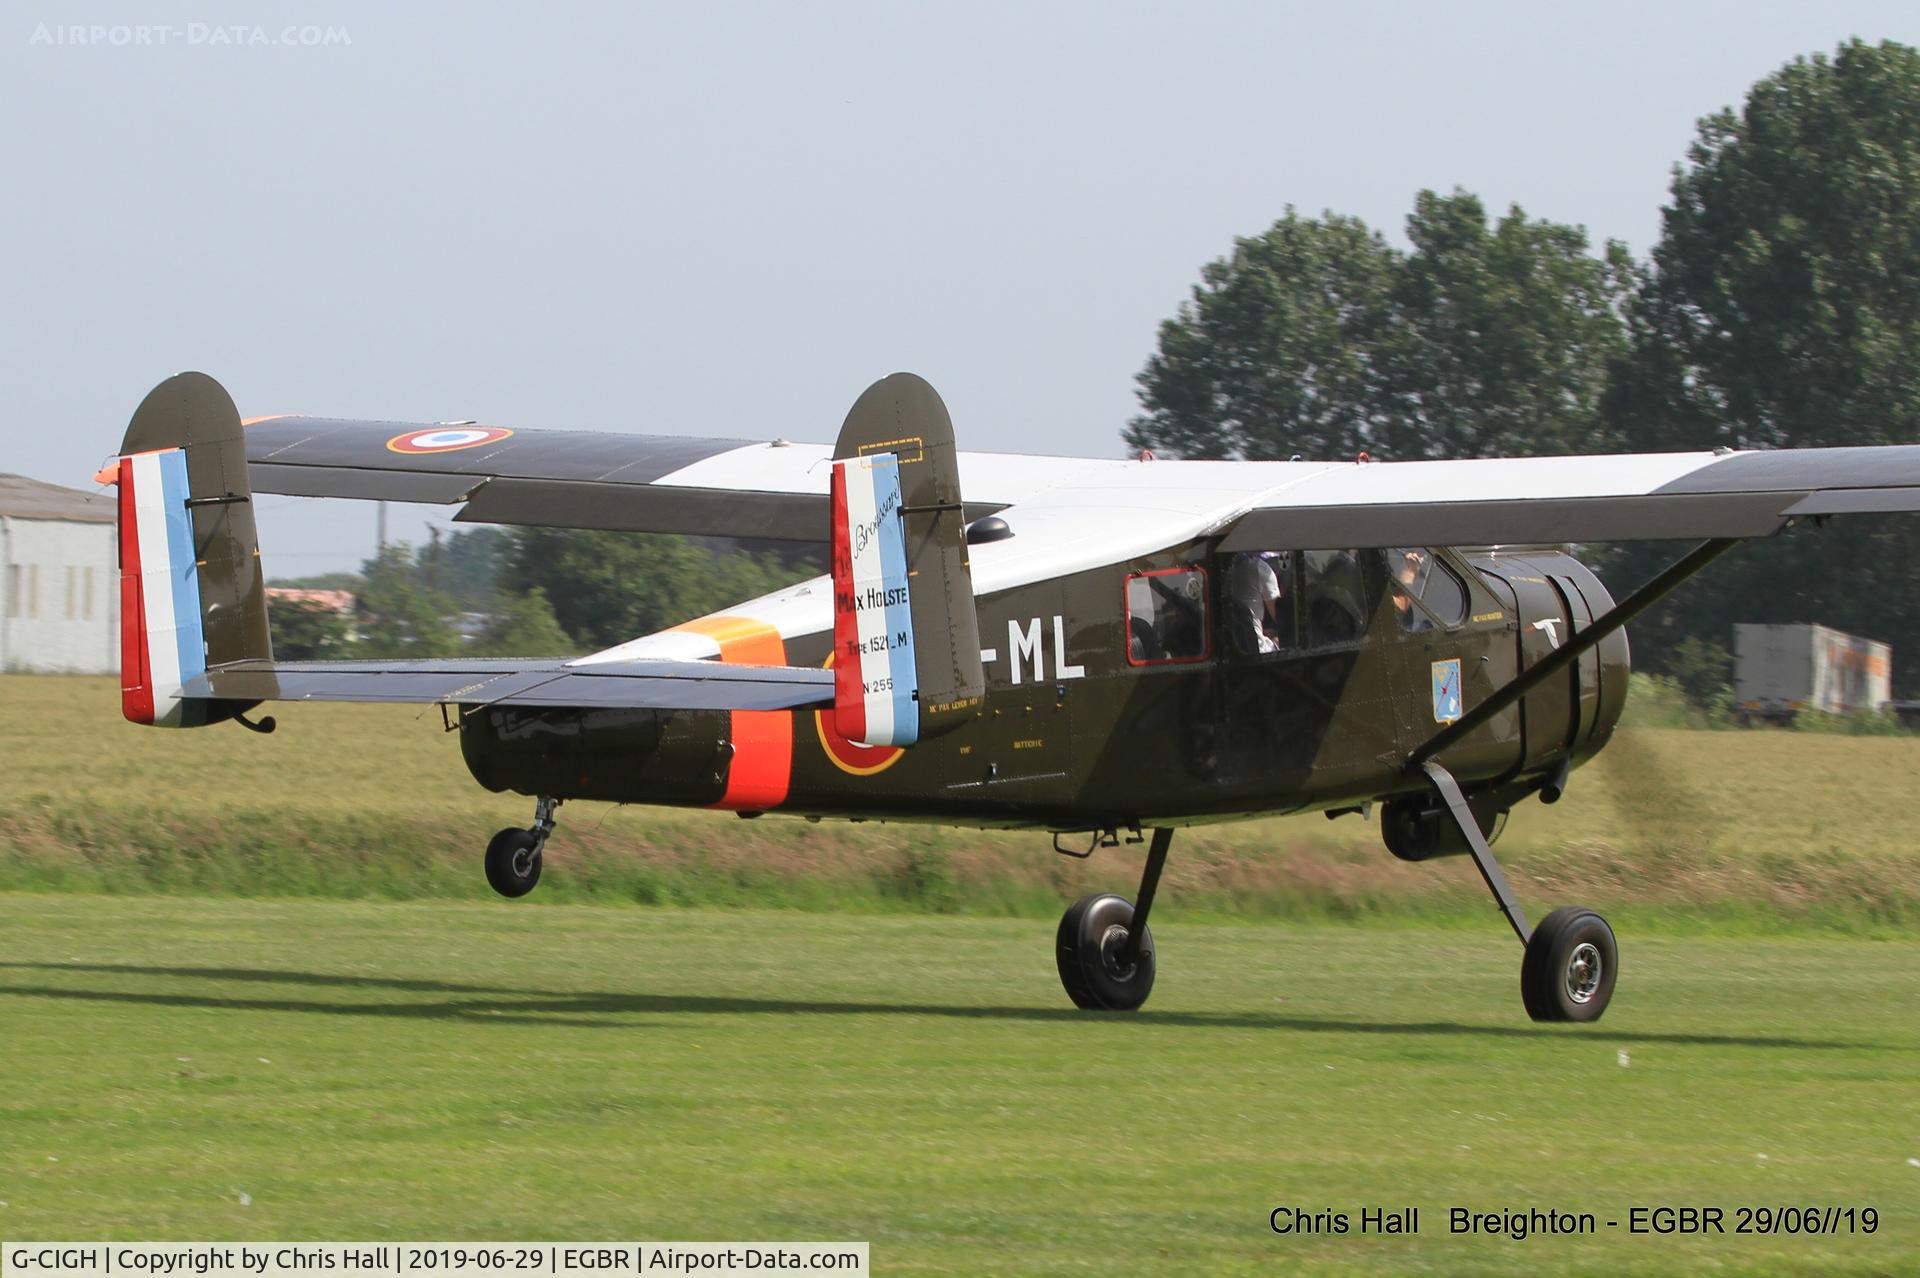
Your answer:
1521;906;1618;1022
1056;893;1156;1011
484;828;542;898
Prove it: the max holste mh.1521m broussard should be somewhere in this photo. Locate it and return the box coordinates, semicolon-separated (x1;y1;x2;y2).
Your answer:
104;370;1920;1022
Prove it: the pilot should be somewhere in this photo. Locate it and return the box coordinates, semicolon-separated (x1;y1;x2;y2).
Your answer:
1394;548;1433;632
1228;552;1283;655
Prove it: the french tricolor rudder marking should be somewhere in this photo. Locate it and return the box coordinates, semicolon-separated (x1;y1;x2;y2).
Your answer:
830;454;919;748
116;449;208;727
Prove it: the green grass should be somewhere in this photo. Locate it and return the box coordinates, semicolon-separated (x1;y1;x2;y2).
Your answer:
4;676;1919;932
5;674;1918;1272
0;895;1916;1275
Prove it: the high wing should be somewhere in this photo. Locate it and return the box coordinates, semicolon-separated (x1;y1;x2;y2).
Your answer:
244;412;1920;554
183;658;832;711
243;415;1128;540
1216;447;1920;550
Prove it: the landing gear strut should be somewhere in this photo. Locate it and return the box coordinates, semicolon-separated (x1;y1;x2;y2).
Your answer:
1056;827;1171;1011
1421;761;1617;1022
485;795;560;899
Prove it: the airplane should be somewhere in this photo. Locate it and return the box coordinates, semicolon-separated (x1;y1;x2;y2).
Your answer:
103;371;1920;1024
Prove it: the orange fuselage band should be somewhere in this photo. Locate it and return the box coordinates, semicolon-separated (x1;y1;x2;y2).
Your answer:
669;615;792;810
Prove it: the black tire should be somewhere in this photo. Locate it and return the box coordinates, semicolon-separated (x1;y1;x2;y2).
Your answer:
1521;906;1617;1022
1055;893;1156;1011
485;827;543;898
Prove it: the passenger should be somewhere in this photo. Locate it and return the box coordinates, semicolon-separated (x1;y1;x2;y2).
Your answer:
1228;552;1282;655
1304;549;1364;644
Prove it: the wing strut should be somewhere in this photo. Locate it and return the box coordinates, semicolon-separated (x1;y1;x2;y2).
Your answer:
1422;761;1531;944
1405;537;1745;769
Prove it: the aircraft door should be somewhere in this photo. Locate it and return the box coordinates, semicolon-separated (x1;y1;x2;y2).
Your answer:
1215;548;1400;803
1065;562;1221;817
968;596;1078;793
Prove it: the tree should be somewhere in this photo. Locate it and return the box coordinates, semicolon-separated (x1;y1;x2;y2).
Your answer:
268;570;363;593
1616;40;1920;453
427;527;514;614
1607;40;1920;695
470;587;578;658
1127;210;1398;461
267;598;353;660
1389;191;1637;458
501;529;816;650
1127;192;1632;461
354;543;461;658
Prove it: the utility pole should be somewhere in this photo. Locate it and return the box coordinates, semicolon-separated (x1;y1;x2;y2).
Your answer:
377;500;388;550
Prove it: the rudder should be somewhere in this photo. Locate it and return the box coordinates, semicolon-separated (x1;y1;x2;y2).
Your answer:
113;372;270;726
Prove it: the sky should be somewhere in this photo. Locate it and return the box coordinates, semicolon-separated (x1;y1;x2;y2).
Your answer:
5;1;1917;574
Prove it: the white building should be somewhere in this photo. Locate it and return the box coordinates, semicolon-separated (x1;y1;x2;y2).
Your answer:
0;473;119;674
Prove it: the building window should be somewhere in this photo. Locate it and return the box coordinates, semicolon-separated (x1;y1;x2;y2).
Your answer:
1124;566;1210;666
66;566;77;620
83;566;95;622
27;564;38;619
5;564;17;619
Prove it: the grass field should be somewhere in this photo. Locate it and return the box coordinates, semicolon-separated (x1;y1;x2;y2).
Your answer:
1;895;1916;1275
3;674;1918;1273
3;676;1919;930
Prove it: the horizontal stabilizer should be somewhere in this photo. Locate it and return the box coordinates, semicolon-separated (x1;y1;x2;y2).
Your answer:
183;657;833;712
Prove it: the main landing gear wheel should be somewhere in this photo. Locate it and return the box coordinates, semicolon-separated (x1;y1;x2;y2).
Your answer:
1056;893;1156;1011
484;828;542;898
1055;827;1173;1012
1419;761;1621;1024
485;795;560;899
1521;906;1618;1023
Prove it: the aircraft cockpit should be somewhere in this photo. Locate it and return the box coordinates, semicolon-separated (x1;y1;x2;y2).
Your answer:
1212;545;1470;659
1120;546;1475;671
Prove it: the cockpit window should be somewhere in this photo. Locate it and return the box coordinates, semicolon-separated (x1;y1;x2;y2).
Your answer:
1125;566;1210;665
1388;547;1468;631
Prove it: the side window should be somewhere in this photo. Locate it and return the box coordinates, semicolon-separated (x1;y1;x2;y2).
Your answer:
1388;547;1467;631
1301;549;1369;647
1125;566;1210;666
1221;551;1295;657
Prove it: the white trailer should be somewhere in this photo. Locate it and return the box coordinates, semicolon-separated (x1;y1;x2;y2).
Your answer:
1733;622;1892;723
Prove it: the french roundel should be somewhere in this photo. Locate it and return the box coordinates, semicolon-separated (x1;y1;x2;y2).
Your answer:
386;426;514;454
814;654;905;777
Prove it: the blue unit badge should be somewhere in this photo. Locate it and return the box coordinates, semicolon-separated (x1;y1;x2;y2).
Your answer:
1431;658;1463;723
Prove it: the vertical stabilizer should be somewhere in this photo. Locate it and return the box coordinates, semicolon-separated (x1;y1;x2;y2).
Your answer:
114;372;269;726
829;373;984;743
